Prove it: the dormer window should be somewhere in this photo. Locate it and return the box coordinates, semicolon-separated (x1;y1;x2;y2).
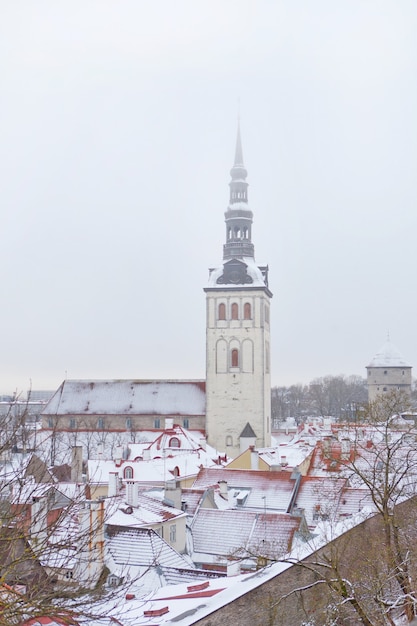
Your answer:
124;466;133;479
169;437;180;448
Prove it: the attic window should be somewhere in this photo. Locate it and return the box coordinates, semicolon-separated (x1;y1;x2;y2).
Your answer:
169;437;180;448
124;466;133;479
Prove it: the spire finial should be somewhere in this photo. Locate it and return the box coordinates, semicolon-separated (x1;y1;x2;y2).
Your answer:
234;119;244;167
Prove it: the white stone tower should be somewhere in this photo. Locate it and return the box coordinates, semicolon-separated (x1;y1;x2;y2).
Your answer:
204;126;272;457
366;337;412;402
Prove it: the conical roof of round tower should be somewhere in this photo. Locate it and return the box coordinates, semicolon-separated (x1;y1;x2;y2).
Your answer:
367;340;411;368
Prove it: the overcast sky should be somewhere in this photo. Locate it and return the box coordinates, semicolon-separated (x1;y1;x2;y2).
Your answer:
1;1;417;395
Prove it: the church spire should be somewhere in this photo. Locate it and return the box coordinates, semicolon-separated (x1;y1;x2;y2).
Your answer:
234;120;244;166
223;124;254;260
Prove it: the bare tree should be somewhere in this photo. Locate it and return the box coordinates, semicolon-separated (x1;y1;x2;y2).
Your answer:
0;402;122;625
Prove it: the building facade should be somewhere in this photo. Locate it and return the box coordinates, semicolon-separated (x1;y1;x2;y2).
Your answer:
204;126;272;456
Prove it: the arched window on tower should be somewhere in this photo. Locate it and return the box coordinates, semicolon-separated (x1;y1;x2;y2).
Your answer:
218;303;226;320
244;302;251;320
231;348;239;368
231;303;239;320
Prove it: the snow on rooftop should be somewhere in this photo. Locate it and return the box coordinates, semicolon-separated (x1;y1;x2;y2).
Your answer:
193;468;296;511
206;256;268;289
367;339;411;368
42;380;206;416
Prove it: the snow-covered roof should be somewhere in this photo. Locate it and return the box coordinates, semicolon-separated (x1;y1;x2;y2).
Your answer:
106;493;186;528
367;340;411;368
191;509;300;561
206;256;269;290
42;380;206;416
192;468;296;511
107;527;191;572
295;476;347;527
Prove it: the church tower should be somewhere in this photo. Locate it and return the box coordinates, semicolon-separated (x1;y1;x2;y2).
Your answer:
204;126;272;457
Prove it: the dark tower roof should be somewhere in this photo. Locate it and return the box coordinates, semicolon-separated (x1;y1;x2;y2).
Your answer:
240;422;257;438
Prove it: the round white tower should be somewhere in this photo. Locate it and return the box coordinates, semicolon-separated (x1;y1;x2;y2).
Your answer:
366;338;412;402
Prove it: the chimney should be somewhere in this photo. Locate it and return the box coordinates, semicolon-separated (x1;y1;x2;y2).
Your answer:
113;445;123;466
71;446;83;483
341;438;351;460
126;481;139;508
31;495;48;548
73;500;105;588
143;449;151;461
97;443;104;459
227;560;241;576
108;472;119;497
250;448;259;470
199;437;207;451
165;418;174;430
323;437;331;455
164;480;182;509
219;480;228;500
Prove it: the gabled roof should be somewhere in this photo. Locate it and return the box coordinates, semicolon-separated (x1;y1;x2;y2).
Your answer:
107;527;191;571
106;492;186;528
191;508;300;560
192;468;296;511
42;380;206;416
